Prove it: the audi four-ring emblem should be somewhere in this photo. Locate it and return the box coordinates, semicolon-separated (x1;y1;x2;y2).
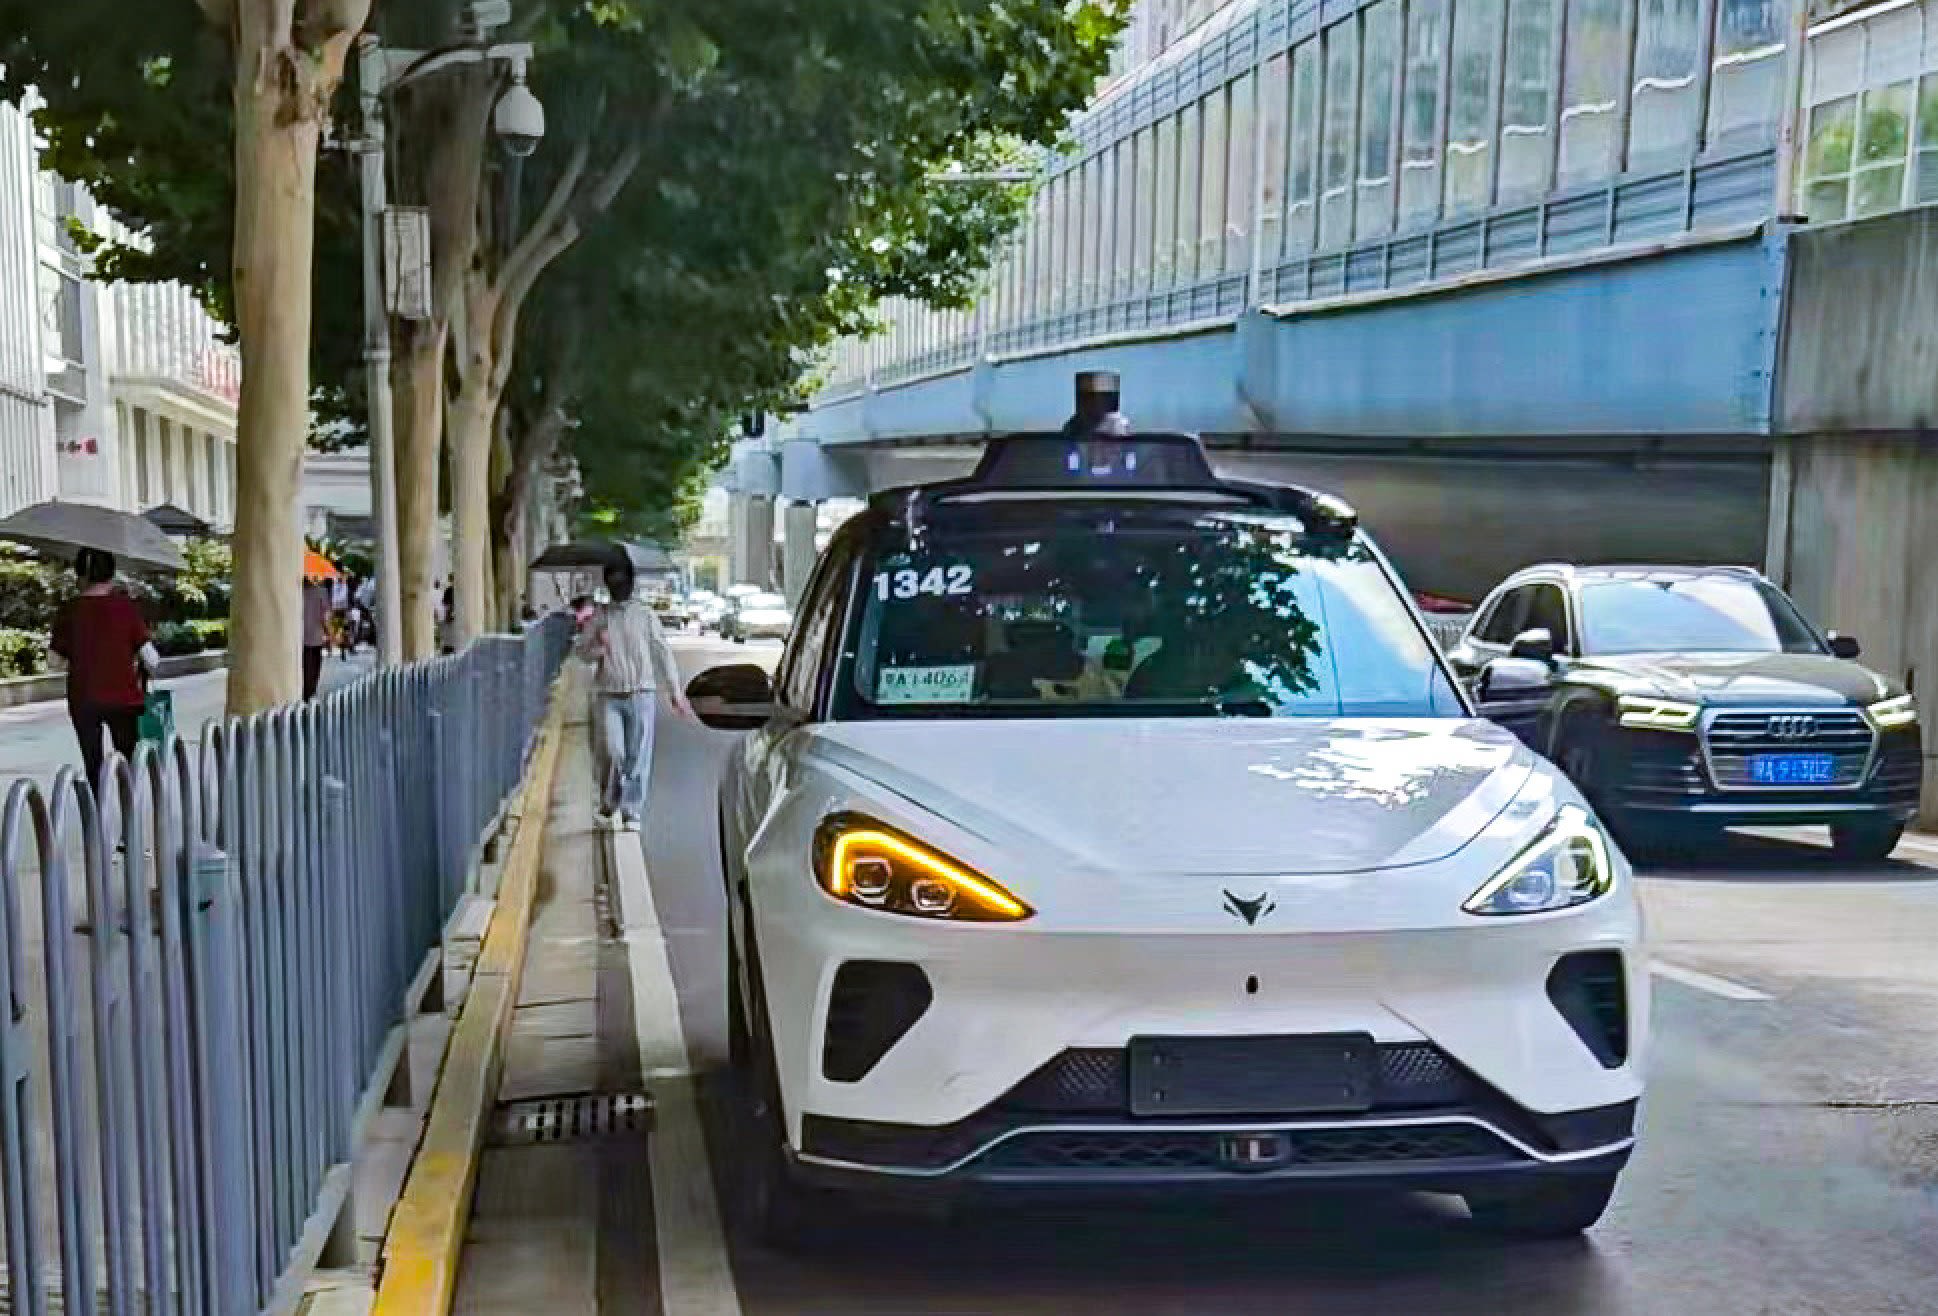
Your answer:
1767;715;1819;741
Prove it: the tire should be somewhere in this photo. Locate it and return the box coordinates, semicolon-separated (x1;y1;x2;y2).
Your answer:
1465;1170;1620;1239
1830;819;1905;862
733;634;746;644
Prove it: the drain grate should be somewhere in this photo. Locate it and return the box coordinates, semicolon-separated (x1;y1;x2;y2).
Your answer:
491;1092;654;1146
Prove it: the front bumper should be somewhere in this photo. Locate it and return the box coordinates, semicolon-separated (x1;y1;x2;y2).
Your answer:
793;1073;1636;1198
753;886;1646;1168
1608;722;1921;824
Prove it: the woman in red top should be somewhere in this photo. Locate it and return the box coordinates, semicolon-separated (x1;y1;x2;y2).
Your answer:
49;549;152;790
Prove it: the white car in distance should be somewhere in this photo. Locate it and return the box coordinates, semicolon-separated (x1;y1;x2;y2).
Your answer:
689;405;1646;1250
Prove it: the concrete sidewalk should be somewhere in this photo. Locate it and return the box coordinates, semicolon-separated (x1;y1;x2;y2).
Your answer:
450;694;663;1312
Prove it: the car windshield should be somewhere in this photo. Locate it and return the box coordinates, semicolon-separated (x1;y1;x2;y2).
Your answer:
1578;577;1823;655
744;593;787;611
844;506;1464;718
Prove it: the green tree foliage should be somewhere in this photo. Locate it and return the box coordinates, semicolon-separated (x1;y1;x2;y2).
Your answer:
508;0;1124;539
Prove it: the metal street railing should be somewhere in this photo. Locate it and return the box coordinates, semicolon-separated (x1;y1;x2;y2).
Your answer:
0;612;571;1315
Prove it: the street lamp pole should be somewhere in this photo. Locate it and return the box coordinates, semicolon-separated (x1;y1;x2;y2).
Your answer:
357;33;404;667
352;19;542;666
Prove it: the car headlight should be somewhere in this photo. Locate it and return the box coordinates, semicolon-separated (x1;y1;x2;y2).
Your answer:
1616;695;1701;731
1867;694;1917;730
813;815;1032;922
1463;804;1614;917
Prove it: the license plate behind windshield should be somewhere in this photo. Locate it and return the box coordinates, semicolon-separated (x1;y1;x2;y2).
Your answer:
1748;753;1836;785
1128;1034;1376;1116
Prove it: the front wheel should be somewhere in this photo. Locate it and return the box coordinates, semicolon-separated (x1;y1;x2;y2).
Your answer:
1830;819;1905;862
1465;1170;1620;1239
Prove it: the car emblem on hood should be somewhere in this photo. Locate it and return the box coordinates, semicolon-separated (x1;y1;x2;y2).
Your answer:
1222;890;1277;925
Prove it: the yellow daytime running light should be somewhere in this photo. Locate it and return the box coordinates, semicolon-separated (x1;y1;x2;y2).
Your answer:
1868;694;1918;730
1616;695;1701;731
819;822;1031;922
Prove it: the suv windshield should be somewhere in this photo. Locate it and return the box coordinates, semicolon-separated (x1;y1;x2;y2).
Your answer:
843;506;1464;718
1578;576;1824;655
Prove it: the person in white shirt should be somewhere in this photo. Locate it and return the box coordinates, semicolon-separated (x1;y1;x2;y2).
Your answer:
575;551;690;830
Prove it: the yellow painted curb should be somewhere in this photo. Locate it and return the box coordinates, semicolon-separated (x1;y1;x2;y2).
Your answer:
371;678;570;1315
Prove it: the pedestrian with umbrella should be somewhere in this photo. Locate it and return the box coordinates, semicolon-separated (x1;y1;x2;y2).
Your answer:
0;500;182;790
49;549;160;792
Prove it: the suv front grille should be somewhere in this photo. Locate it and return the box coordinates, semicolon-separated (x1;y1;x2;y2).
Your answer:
977;1124;1512;1172
1702;710;1874;789
996;1041;1477;1115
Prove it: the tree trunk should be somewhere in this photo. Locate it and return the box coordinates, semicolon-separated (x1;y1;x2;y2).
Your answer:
389;74;493;658
447;371;497;647
223;2;366;712
394;327;446;658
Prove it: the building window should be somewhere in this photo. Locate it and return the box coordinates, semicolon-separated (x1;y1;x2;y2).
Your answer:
206;431;223;519
1154;113;1180;289
1226;72;1255;273
1199;90;1230;279
1798;7;1927;224
1708;0;1787;153
1557;0;1628;187
133;410;152;507
1320;19;1361;248
1114;139;1136;298
1357;0;1403;239
1259;53;1290;261
1628;0;1704;171
1287;41;1323;253
1399;0;1448;227
1498;0;1561;202
1133;124;1157;292
1176;100;1203;282
1445;0;1505;214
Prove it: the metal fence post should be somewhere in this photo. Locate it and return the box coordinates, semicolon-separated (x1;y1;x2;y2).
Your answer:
0;783;50;1316
186;836;257;1316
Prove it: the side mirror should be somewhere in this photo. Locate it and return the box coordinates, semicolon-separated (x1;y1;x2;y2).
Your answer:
1828;632;1862;660
685;663;776;731
1508;627;1555;664
1479;656;1554;702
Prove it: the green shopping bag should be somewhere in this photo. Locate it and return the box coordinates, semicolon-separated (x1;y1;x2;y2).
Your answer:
138;689;175;747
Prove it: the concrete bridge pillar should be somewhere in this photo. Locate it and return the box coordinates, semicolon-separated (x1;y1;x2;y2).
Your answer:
783;501;819;606
729;493;776;588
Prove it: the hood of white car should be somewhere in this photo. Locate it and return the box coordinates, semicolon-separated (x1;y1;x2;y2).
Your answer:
802;718;1535;876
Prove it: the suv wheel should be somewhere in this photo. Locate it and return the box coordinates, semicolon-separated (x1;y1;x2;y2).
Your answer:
1464;1170;1620;1239
1830;819;1905;863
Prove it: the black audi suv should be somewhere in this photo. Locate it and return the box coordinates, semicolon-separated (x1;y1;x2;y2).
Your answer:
1446;565;1923;859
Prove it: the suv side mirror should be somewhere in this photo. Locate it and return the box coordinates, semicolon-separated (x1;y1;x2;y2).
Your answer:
1479;656;1554;702
1828;632;1862;660
686;663;776;731
1509;627;1555;664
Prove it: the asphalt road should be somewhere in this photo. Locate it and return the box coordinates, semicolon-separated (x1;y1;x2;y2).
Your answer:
622;636;1938;1316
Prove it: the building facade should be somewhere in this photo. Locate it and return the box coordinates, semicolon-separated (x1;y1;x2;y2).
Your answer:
0;99;241;529
774;0;1938;817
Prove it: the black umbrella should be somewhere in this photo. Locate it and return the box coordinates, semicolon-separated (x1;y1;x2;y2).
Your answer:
143;501;213;538
529;540;674;573
0;499;187;572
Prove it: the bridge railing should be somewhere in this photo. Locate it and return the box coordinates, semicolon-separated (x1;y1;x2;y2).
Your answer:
0;612;572;1315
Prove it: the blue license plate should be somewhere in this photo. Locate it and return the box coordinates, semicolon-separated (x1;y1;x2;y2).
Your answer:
1748;753;1837;785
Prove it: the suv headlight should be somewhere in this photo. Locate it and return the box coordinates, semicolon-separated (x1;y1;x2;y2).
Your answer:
1617;695;1701;731
1867;694;1917;730
1464;804;1614;916
813;815;1032;922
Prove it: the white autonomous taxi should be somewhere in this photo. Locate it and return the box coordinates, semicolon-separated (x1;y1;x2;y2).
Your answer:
688;374;1645;1247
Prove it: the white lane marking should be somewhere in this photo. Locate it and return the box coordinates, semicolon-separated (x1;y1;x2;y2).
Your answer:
612;833;744;1316
1650;961;1772;1002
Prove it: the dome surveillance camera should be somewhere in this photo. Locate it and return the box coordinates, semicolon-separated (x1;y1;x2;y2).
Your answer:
493;79;545;158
